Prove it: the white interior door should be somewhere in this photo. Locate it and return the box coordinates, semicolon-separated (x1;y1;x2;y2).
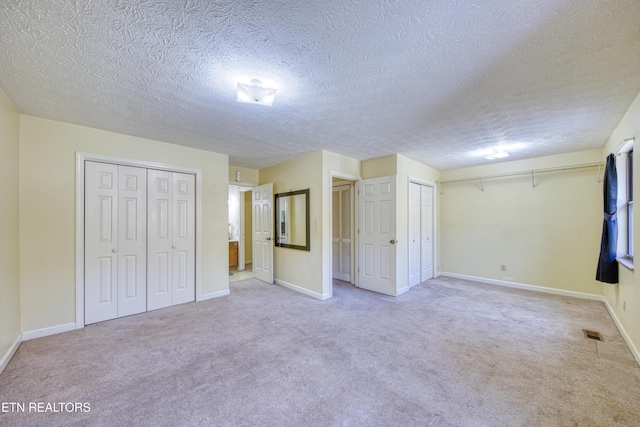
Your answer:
85;161;119;324
408;182;421;287
116;166;147;317
421;185;434;281
358;176;397;296
172;173;195;305
147;169;173;311
333;184;352;281
253;183;274;284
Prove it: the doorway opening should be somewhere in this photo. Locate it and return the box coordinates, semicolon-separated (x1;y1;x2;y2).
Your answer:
229;185;254;282
331;175;358;296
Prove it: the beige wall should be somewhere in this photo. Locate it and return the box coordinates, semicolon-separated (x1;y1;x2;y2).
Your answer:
362;154;397;179
0;91;21;361
260;151;325;296
601;90;640;359
440;149;604;296
259;150;362;298
19;116;229;332
229;165;259;186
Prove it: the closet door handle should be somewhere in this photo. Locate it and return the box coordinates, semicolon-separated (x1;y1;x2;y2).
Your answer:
112;248;117;253
172;244;176;249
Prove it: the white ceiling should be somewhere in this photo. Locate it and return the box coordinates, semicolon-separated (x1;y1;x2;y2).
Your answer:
1;0;639;170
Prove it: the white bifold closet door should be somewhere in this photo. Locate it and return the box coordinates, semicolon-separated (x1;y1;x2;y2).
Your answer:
408;182;422;287
408;182;434;288
85;162;147;325
147;169;195;311
421;185;434;282
332;184;352;281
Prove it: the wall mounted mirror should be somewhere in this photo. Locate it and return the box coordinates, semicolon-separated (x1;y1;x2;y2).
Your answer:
275;189;310;251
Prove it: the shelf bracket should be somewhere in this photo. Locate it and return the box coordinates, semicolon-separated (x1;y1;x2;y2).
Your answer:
596;163;602;184
478;178;484;192
531;171;535;189
435;181;443;195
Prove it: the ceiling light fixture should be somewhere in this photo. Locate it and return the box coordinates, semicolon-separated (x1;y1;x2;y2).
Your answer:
485;150;510;160
237;79;277;107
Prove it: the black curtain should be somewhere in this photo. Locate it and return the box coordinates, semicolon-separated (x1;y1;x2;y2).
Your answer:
596;153;618;284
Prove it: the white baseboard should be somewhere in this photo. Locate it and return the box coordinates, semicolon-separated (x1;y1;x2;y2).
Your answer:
22;322;77;341
197;289;230;301
439;272;640;367
601;298;640;367
275;279;330;300
439;272;603;301
0;334;22;375
397;286;410;296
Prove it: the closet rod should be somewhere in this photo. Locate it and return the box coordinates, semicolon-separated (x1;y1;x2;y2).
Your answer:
437;162;605;186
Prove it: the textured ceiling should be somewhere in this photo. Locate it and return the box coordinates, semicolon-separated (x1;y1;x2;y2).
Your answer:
1;0;640;170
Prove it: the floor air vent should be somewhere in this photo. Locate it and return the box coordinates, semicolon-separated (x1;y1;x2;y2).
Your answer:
583;329;603;341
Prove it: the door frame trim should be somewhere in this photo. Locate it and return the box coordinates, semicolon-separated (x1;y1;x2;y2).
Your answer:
407;176;437;285
75;152;202;328
329;171;361;298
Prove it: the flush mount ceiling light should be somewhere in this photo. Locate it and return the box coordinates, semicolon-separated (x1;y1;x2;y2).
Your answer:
485;150;510;160
237;79;277;107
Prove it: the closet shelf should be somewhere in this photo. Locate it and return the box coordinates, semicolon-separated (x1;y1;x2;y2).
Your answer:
436;162;605;193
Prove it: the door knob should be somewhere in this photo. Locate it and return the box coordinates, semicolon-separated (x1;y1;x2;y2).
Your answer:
112;248;117;253
390;240;396;244
266;237;272;241
172;244;176;249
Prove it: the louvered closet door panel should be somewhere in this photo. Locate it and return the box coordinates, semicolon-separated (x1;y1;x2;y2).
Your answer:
332;184;352;281
117;166;147;317
332;189;341;278
85;161;119;324
172;172;195;305
340;186;352;279
147;169;174;311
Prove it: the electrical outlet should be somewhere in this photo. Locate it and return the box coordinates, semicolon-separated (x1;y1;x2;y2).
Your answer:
500;265;507;271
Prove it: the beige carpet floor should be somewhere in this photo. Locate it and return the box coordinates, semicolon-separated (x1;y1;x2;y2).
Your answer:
1;276;639;426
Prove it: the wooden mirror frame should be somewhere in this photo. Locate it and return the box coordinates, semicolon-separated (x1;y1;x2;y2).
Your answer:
274;189;310;251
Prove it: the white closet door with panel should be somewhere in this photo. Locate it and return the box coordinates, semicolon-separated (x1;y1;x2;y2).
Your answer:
407;181;435;288
171;172;195;305
421;185;434;281
85;162;119;324
85;162;147;325
408;182;421;288
147;169;195;311
117;166;147;317
148;170;174;311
